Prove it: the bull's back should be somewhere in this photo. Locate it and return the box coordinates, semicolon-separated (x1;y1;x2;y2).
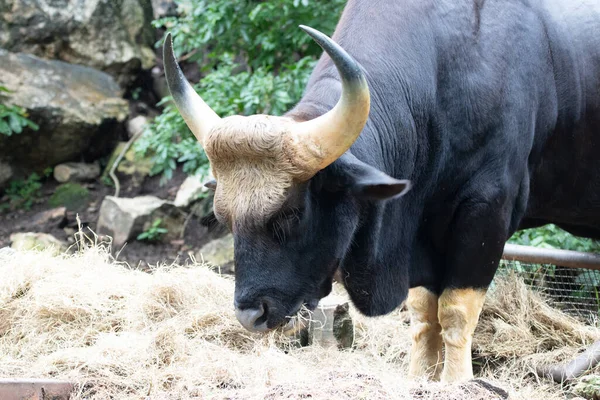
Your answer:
524;0;600;235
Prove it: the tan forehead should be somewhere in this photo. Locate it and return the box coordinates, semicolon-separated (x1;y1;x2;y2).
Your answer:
204;115;303;226
205;115;291;160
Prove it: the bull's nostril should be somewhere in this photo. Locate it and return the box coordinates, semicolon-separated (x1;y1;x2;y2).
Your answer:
235;302;269;332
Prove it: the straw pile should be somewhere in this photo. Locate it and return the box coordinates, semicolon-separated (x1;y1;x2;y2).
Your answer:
0;243;598;399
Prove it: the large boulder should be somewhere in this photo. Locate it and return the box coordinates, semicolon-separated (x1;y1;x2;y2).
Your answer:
97;195;165;249
0;0;155;85
0;50;129;170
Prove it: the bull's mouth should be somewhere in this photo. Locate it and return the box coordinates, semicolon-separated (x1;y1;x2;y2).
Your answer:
278;280;334;334
238;271;337;334
280;299;319;334
279;272;337;332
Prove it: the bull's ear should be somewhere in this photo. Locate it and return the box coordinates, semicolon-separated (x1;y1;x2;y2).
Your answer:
353;174;411;200
329;154;411;200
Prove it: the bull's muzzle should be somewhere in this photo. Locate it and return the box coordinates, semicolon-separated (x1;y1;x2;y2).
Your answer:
234;302;269;333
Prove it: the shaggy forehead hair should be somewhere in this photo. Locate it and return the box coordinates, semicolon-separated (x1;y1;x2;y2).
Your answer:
204;114;307;230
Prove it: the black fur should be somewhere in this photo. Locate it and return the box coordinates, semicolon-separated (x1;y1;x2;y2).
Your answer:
231;0;600;326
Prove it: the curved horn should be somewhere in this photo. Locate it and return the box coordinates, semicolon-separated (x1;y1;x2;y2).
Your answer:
289;25;371;175
163;33;221;144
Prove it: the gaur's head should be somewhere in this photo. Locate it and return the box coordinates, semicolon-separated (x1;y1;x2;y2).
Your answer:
164;26;410;332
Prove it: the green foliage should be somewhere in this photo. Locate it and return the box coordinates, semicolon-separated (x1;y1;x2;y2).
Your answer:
136;0;346;180
137;218;168;242
130;87;142;101
509;224;600;253
48;183;90;210
0;86;39;136
1;171;47;211
507;224;600;277
573;375;600;400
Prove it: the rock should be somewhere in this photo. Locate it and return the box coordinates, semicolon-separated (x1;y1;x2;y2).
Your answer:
10;232;67;255
197;234;234;273
64;227;76;237
151;0;177;18
97;195;166;249
0;50;129;171
308;295;354;349
54;162;101;183
29;207;67;227
0;160;13;189
48;183;90;210
0;0;155;85
174;173;213;208
126;116;149;139
151;67;170;100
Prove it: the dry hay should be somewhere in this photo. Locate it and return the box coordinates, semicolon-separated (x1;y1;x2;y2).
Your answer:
0;243;599;399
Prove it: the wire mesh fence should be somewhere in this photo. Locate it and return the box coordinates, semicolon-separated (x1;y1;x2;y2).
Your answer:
497;259;600;324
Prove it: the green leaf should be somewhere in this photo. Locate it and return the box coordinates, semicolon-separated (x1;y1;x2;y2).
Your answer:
8;113;23;134
0;119;11;135
575;270;600;288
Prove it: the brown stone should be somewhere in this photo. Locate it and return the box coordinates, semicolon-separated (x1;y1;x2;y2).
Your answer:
29;207;66;227
10;232;67;255
0;379;74;400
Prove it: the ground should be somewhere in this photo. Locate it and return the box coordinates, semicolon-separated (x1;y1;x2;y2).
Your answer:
1;247;598;400
0;167;224;269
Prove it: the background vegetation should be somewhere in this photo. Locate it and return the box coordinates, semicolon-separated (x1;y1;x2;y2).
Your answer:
509;224;600;252
0;86;38;136
135;0;346;180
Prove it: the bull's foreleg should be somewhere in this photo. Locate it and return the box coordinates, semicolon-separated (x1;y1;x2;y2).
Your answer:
406;287;443;380
438;192;513;382
438;288;486;383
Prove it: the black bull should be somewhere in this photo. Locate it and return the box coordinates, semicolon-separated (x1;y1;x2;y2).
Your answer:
167;0;600;383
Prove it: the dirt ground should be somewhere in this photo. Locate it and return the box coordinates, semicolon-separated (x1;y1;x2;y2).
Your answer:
0;168;225;268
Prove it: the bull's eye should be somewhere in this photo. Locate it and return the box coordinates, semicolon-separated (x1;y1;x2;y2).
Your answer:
269;208;304;243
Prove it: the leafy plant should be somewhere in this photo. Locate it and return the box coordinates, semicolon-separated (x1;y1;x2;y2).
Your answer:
135;0;346;181
130;87;143;101
509;224;600;253
0;86;39;136
1;173;44;211
137;218;169;242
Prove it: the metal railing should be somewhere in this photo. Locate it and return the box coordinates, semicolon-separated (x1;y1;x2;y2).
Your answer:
499;244;600;322
503;244;600;270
